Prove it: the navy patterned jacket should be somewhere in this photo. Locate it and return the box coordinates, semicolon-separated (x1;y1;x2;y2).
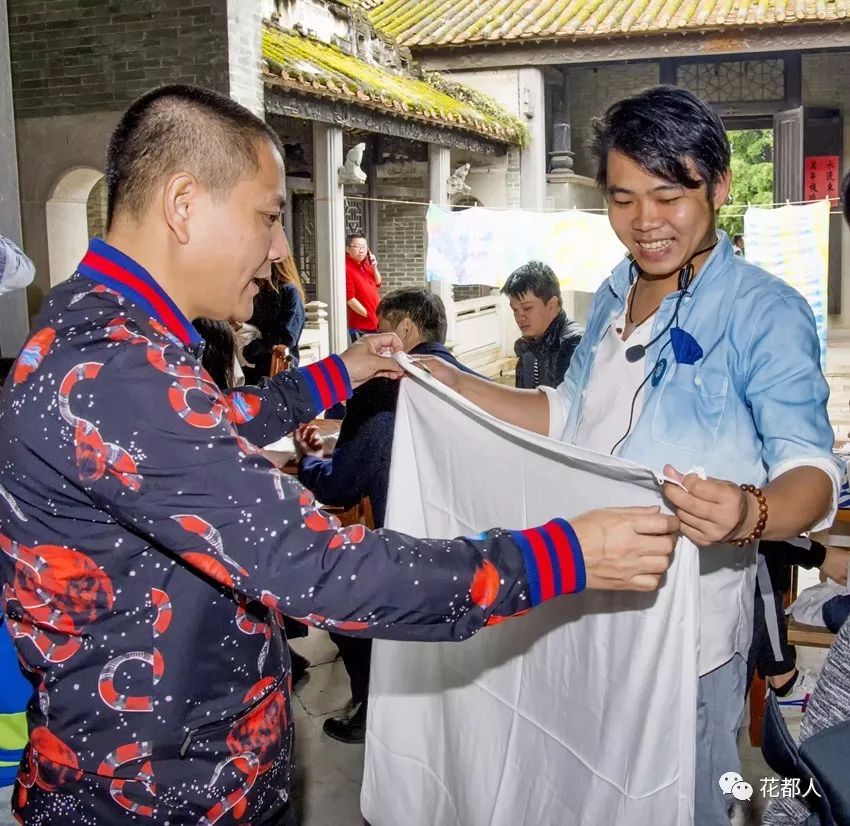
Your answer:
0;239;585;825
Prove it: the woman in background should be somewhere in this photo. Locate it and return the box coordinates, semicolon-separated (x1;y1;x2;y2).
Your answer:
243;256;306;382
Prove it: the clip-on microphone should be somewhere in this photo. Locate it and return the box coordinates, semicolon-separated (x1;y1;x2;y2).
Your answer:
623;242;717;363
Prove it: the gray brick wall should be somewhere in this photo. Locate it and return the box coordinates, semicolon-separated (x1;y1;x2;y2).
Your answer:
452;284;487;301
568;62;660;177
8;0;230;118
376;200;428;295
85;174;107;239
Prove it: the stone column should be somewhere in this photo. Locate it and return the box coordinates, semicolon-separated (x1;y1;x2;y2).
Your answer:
428;143;456;342
313;122;348;354
226;0;263;116
0;0;29;357
518;67;546;211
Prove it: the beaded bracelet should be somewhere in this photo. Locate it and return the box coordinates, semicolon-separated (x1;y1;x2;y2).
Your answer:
734;484;768;547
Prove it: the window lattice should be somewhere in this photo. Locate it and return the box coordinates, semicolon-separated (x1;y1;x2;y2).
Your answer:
344;197;368;238
675;59;784;103
293;193;317;303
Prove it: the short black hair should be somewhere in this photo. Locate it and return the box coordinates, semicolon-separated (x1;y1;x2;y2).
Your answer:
346;233;367;247
501;260;562;306
377;287;447;343
733;234;744;245
106;84;283;229
591;85;730;198
842;171;850;226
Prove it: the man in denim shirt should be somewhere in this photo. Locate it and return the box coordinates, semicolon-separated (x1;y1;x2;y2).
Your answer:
422;86;840;824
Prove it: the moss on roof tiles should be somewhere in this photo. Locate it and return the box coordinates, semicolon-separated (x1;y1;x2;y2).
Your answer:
262;23;529;146
356;0;848;46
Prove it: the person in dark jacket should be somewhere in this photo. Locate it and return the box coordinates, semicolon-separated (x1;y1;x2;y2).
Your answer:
295;288;480;744
0;84;678;826
749;538;850;718
501;260;583;389
242;255;306;381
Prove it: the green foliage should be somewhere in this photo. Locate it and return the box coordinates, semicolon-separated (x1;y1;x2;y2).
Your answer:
718;129;774;238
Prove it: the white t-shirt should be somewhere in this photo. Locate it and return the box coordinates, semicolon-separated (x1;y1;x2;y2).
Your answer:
574;304;654;456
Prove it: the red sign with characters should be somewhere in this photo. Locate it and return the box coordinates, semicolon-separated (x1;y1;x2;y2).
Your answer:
804;155;840;203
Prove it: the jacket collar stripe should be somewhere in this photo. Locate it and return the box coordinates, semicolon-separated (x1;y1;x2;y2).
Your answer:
78;240;201;347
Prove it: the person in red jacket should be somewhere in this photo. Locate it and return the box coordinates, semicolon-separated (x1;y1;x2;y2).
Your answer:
345;232;381;342
0;84;678;826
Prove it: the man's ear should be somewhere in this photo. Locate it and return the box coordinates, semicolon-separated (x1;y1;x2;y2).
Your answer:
712;169;732;212
397;317;413;341
162;172;197;245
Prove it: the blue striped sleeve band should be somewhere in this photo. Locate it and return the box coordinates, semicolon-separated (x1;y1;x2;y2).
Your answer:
509;518;585;605
298;355;353;411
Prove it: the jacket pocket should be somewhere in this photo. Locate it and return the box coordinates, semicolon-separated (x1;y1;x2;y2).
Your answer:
179;673;287;760
651;364;728;452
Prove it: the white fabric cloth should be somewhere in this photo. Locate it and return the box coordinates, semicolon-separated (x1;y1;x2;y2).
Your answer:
574;304;653;455
362;362;700;826
788;580;849;627
233;322;261;368
542;361;839;677
232;353;245;387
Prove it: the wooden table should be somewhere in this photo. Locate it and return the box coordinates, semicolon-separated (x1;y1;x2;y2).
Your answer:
787;619;837;648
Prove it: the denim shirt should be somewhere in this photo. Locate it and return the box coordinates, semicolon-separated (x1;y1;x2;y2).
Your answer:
546;233;840;674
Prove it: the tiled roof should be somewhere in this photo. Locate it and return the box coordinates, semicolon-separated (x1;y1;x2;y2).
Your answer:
261;23;528;145
363;0;849;47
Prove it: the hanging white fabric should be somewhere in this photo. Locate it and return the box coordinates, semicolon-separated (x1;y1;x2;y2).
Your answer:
361;361;700;826
424;204;626;291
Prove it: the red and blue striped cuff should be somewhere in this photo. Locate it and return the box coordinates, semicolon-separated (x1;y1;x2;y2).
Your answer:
510;518;585;604
299;355;353;411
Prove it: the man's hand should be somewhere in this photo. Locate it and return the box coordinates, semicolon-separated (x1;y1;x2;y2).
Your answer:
570;506;680;591
368;252;382;286
662;465;751;547
339;333;405;387
410;355;462;390
294;425;324;460
820;545;850;585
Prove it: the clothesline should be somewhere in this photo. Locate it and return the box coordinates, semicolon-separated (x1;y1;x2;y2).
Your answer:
332;194;843;215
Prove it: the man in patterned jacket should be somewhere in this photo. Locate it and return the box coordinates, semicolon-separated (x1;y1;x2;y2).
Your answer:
0;85;678;825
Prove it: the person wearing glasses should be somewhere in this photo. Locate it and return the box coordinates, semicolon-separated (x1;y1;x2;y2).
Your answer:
345;232;381;343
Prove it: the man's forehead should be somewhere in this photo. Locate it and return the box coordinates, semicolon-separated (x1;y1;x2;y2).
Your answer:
257;139;287;204
607;150;704;191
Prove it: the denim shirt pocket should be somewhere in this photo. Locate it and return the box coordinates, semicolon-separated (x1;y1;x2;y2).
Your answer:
651;363;728;451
